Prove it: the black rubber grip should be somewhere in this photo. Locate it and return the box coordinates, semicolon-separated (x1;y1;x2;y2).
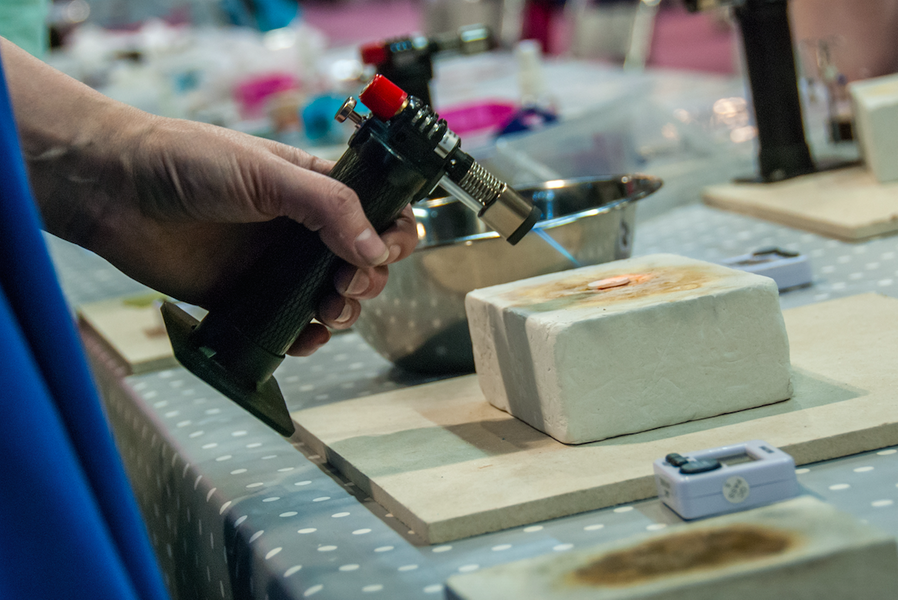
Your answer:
196;128;432;366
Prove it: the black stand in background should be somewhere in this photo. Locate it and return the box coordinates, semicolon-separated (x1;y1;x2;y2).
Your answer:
686;0;816;182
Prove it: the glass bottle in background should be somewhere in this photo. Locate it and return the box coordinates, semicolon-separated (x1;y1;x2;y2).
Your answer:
497;39;559;136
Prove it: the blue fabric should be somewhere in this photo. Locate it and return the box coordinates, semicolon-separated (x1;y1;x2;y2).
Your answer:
219;0;300;31
0;52;169;600
251;0;300;31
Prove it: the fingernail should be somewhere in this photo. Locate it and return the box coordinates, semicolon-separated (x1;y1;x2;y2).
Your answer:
355;228;389;265
388;244;401;263
345;270;369;296
336;303;353;324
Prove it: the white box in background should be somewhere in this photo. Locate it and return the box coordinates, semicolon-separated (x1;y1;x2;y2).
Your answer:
465;254;793;444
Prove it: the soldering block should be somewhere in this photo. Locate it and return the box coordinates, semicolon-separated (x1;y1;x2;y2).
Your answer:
445;497;898;600
465;253;792;444
850;72;898;183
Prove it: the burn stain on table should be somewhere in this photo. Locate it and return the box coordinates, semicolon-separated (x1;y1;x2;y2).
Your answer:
566;525;798;588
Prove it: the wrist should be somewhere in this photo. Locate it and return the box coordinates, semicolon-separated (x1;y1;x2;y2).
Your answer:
2;36;157;248
30;100;154;248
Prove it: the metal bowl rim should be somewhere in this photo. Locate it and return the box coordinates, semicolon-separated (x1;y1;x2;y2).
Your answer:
412;174;661;250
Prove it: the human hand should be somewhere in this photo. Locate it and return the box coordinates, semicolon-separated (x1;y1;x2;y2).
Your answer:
2;38;418;356
89;117;417;356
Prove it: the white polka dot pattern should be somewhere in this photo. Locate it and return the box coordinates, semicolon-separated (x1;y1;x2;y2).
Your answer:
54;194;898;599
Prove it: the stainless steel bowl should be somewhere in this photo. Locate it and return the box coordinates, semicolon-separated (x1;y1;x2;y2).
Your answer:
354;175;662;374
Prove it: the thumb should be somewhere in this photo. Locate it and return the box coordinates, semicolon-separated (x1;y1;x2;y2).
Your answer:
266;154;390;268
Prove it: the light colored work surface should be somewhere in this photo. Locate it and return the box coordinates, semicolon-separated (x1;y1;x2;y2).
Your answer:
702;165;898;242
292;293;898;544
77;293;176;375
49;206;898;600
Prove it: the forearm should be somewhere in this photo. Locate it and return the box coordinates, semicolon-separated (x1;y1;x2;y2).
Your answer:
0;36;152;246
0;35;413;330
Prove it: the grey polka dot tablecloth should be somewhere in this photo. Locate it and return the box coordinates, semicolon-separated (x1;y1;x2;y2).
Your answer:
47;196;898;600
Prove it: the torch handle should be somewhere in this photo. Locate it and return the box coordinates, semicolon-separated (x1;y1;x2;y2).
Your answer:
191;127;432;384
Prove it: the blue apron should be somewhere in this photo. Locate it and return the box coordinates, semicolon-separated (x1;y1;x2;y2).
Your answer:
0;53;169;600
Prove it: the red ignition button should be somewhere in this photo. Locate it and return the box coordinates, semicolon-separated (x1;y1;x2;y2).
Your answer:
360;42;389;66
359;74;408;121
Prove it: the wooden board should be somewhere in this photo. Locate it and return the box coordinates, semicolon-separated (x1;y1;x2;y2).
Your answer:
702;165;898;242
292;293;898;544
77;293;177;375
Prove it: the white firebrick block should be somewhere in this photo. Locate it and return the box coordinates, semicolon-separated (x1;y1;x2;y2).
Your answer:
465;254;792;444
850;72;898;183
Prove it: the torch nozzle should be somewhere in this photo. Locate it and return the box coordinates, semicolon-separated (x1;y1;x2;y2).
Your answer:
439;160;541;245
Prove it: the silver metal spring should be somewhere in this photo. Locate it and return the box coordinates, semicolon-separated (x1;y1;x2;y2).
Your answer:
455;161;504;207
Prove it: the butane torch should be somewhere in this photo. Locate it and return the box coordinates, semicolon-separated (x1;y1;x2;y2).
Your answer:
360;24;495;106
160;75;541;436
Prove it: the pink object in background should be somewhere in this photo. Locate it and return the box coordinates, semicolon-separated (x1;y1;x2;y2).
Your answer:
520;0;556;55
440;101;517;135
234;73;301;119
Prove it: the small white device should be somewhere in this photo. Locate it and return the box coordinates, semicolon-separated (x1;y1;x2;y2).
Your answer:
720;247;812;291
653;440;799;520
